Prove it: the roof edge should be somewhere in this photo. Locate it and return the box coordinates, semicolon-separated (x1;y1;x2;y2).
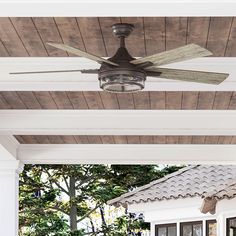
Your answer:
205;181;236;200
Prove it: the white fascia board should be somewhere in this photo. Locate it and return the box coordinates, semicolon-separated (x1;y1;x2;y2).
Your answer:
0;110;236;135
18;144;236;165
1;57;236;91
0;1;235;17
128;198;215;223
128;197;203;213
0;136;19;161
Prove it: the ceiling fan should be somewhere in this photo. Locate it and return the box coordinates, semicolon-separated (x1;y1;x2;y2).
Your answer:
10;23;229;93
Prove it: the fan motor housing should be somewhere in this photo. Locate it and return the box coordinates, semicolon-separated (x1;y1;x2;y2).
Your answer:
98;46;147;93
98;23;149;93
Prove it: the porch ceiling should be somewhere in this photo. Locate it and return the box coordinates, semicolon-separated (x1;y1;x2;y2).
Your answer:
0;17;235;58
15;135;236;145
0;16;236;163
0;91;235;110
0;91;235;144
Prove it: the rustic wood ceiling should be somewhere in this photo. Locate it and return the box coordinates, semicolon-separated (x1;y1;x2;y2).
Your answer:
1;17;236;145
0;91;235;110
8;91;236;144
0;17;235;57
15;135;236;144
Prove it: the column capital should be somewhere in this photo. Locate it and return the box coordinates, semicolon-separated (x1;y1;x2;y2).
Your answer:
0;160;24;174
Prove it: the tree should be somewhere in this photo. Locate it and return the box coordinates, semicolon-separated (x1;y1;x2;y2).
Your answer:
19;164;182;235
19;165;69;236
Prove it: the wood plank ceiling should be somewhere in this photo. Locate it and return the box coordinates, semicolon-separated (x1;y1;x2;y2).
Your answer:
0;17;235;144
0;91;235;110
16;135;236;145
8;91;236;145
0;17;235;57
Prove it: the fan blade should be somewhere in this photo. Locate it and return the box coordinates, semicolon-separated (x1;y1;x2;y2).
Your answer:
131;44;212;67
80;69;99;74
10;69;99;75
146;67;229;85
47;43;118;66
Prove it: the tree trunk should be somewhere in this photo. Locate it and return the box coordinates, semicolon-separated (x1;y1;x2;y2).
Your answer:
100;205;107;235
69;176;78;232
89;217;95;234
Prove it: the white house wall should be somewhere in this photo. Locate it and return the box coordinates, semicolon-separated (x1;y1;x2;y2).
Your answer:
128;197;236;236
216;198;236;236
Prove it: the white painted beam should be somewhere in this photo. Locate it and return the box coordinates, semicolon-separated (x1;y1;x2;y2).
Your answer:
0;136;19;160
18;144;236;164
0;110;236;135
1;58;236;91
0;0;235;17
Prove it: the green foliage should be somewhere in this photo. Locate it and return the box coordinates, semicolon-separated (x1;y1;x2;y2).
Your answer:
19;164;183;235
69;230;86;236
102;214;150;236
20;214;69;236
19;166;69;236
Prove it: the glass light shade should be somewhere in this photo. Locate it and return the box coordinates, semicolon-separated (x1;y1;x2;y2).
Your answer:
99;73;145;93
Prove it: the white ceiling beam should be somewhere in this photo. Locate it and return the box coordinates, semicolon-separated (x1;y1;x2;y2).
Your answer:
0;0;235;17
0;136;19;160
1;58;236;91
1;110;236;135
18;144;236;165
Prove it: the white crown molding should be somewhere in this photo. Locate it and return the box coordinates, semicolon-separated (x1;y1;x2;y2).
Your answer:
2;57;236;91
0;110;236;135
0;0;235;16
18;144;236;165
0;160;24;173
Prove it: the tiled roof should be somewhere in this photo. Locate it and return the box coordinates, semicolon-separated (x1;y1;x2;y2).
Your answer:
108;165;236;206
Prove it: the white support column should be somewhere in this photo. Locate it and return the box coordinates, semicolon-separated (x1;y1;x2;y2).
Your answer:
150;222;155;236
176;222;180;236
0;161;24;236
217;214;226;236
202;220;206;236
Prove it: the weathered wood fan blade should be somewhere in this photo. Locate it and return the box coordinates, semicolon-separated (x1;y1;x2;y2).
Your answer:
10;69;99;75
146;67;229;85
80;69;99;74
47;43;118;66
131;44;212;67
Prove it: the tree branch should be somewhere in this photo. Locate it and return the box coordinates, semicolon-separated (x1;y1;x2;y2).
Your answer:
49;205;69;216
44;169;70;195
75;175;95;189
77;204;100;223
62;174;70;192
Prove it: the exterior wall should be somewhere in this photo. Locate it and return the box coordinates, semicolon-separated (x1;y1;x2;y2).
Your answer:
216;198;236;236
128;197;236;236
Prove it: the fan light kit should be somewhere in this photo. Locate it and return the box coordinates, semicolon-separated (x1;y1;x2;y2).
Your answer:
11;23;230;93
